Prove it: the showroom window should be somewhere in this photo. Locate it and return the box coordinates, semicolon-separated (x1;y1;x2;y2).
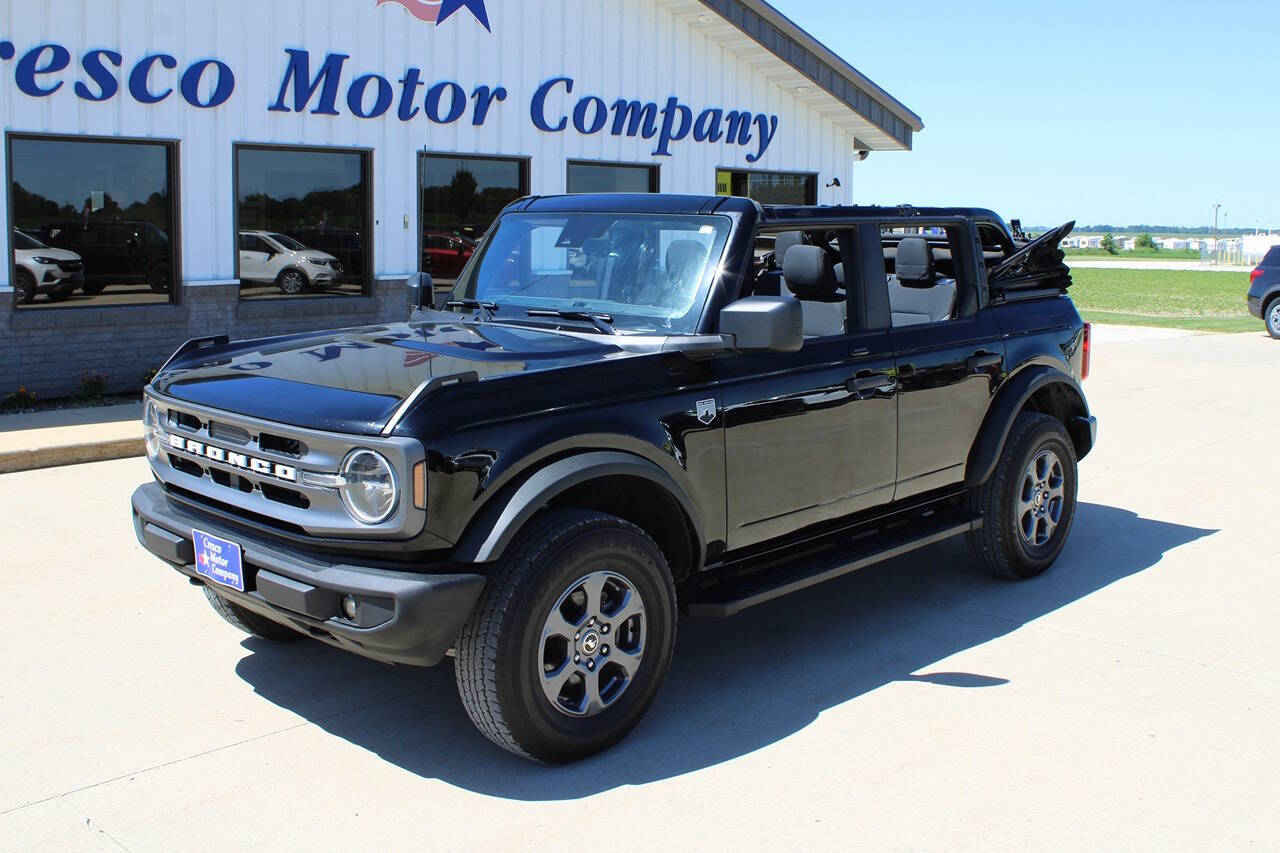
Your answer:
715;169;817;205
419;153;529;289
235;145;371;300
8;135;178;310
567;161;659;194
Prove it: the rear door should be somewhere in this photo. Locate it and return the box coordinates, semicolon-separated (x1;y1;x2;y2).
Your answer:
878;219;1005;498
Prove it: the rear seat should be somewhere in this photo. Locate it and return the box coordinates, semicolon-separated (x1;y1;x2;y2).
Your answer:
887;236;955;326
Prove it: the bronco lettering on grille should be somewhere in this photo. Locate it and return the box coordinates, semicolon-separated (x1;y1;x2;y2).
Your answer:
168;434;298;482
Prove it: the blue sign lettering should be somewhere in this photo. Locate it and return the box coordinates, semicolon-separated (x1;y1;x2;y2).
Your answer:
0;42;782;164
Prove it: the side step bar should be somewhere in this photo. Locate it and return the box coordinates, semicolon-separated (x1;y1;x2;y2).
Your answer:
685;512;982;618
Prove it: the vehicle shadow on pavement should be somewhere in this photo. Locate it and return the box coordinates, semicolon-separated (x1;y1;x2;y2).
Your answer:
233;502;1214;799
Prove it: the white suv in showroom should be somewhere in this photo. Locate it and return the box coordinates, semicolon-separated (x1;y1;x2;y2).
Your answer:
12;228;84;304
238;230;343;295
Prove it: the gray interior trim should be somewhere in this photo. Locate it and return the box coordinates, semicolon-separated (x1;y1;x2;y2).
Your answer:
698;0;923;147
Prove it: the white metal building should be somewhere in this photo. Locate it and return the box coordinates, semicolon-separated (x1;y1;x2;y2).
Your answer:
0;0;921;396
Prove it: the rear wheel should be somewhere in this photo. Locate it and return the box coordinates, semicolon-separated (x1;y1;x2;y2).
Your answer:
1265;297;1280;339
965;412;1078;579
202;586;305;643
455;510;678;763
13;268;36;304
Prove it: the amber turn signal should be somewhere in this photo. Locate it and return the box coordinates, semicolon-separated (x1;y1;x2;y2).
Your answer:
412;461;426;510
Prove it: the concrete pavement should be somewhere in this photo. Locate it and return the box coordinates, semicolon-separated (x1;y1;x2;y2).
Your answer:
1067;259;1253;272
0;402;142;474
2;328;1278;850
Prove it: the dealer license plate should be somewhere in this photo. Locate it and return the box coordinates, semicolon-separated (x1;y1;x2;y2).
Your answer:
192;529;245;592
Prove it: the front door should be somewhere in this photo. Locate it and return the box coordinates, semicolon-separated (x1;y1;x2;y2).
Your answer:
238;234;272;282
718;329;898;551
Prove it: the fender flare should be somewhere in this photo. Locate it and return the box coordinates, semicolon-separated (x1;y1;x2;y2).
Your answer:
451;451;706;566
965;365;1091;488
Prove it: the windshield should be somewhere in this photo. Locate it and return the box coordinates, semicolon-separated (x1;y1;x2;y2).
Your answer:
450;212;732;334
12;229;43;250
267;233;306;251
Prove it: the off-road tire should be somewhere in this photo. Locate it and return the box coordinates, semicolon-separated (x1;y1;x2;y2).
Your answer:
46;287;72;303
965;412;1078;580
454;509;678;763
202;585;305;642
1265;295;1280;339
81;280;107;295
14;268;36;305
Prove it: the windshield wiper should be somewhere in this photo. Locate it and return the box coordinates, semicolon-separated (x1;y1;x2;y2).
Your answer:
525;308;617;335
445;299;499;320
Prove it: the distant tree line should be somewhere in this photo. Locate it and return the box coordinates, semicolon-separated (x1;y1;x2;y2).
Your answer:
12;182;171;227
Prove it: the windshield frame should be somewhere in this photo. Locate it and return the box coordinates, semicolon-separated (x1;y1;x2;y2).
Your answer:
12;229;44;250
447;211;734;336
266;232;306;252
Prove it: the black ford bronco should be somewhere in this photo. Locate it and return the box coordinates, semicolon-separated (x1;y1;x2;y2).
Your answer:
132;194;1095;763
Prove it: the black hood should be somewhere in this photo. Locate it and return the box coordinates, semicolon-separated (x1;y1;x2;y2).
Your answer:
153;318;628;434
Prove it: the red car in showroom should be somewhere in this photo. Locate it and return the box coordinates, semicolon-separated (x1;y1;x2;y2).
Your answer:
422;230;476;279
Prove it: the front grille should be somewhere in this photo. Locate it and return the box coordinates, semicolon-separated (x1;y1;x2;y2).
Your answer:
149;393;424;540
57;261;82;272
259;432;306;458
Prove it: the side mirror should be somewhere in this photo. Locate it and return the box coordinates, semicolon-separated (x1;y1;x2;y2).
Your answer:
407;272;434;311
719;296;804;353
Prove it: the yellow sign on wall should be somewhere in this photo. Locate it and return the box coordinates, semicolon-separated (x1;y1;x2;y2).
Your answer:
715;169;732;196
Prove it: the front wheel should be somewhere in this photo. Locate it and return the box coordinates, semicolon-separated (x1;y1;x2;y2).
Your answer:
1265;297;1280;339
965;412;1079;579
275;268;308;296
454;510;678;763
202;586;305;643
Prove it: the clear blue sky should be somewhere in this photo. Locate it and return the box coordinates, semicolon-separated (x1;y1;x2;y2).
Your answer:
771;0;1277;230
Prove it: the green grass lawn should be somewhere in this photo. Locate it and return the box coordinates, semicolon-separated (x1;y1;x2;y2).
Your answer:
1068;267;1257;333
1065;248;1202;261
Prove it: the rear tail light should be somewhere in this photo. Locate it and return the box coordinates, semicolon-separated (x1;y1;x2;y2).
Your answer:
1081;323;1091;380
1252;268;1264;283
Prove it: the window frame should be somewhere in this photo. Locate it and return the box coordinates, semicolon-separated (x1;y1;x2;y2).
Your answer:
874;217;981;328
6;131;182;310
566;159;660;194
232;142;374;300
418;150;531;281
716;167;819;205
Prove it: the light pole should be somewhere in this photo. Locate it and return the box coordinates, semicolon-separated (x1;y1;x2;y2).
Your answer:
1212;202;1221;235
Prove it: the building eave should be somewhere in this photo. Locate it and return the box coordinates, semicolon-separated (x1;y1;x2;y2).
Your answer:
665;0;922;151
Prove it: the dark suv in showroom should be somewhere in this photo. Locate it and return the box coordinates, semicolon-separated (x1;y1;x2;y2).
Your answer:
33;220;173;295
1248;246;1280;338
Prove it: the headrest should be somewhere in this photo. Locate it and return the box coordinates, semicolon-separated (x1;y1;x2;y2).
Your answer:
783;245;838;300
895;237;935;287
772;231;806;265
666;239;707;282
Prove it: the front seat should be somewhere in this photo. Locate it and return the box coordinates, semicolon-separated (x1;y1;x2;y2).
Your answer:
887;236;956;326
783;245;846;337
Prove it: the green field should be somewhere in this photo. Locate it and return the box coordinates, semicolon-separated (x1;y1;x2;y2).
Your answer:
1069;267;1256;333
1065;248;1202;261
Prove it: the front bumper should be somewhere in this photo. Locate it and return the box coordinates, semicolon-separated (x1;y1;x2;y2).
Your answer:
131;482;486;666
1247;293;1263;319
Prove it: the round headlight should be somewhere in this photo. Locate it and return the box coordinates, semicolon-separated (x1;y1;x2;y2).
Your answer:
339;449;398;524
144;399;162;458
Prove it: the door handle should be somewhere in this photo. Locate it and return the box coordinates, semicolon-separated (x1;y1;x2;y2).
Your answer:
847;372;891;394
966;351;1002;371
